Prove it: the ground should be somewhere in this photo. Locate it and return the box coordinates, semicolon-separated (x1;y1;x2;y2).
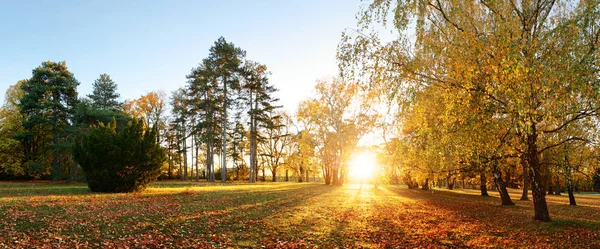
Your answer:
0;181;599;248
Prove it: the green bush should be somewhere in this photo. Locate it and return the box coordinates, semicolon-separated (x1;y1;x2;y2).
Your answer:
73;119;165;193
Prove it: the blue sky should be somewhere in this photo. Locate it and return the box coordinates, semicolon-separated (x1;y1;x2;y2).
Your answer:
0;0;363;113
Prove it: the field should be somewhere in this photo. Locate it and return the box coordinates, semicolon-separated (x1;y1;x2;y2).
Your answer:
1;182;599;248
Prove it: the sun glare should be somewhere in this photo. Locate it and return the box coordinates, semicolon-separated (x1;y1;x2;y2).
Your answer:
350;152;377;180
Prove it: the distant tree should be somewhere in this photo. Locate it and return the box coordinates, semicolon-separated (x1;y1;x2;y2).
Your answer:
170;88;190;180
241;62;279;183
0;81;26;178
88;73;122;110
593;168;600;192
73;119;165;193
18;61;79;182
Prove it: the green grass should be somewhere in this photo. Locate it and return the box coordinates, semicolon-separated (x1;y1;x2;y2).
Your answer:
0;181;599;248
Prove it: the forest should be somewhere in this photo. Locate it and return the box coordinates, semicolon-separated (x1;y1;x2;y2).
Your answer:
2;0;600;247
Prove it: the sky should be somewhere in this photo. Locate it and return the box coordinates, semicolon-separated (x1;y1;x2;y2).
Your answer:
0;0;364;114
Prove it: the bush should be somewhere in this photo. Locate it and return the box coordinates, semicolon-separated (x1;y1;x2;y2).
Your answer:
73;119;165;193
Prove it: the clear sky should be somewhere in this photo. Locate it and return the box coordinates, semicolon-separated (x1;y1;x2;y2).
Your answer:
0;0;363;113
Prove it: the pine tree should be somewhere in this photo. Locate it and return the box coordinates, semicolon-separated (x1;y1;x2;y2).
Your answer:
88;73;121;111
18;61;79;182
241;62;279;183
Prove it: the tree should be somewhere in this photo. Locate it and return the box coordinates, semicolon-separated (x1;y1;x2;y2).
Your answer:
298;78;375;185
18;61;79;182
259;111;293;182
88;73;122;111
0;81;26;178
340;0;600;222
170;88;190;180
240;61;280;183
207;37;246;183
73;119;165;192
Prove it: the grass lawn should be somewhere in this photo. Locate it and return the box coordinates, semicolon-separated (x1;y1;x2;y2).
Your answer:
0;181;599;248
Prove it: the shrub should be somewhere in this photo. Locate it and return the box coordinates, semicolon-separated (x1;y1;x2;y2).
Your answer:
73;119;165;193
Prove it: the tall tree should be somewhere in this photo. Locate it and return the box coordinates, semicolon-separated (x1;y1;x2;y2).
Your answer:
206;37;246;182
88;73;121;110
242;62;279;183
19;61;79;182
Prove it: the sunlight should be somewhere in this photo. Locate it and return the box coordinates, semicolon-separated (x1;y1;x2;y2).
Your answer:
349;152;377;180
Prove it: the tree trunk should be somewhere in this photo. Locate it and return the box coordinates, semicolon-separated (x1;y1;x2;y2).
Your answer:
554;174;561;195
52;130;59;182
480;171;489;196
548;183;554;195
567;172;576;206
195;134;199;181
492;162;515;205
421;178;430;190
168;150;172;179
285;170;289;182
520;155;529;200
332;165;339;185
447;176;454;190
298;166;304;183
182;123;188;181
272;168;277;182
190;131;195;180
526;131;551;221
305;170;309;183
221;77;228;183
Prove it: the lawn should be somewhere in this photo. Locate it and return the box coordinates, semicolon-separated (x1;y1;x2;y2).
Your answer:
0;181;599;248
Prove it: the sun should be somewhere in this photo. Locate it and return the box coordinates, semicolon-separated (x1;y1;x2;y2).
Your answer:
349;152;377;180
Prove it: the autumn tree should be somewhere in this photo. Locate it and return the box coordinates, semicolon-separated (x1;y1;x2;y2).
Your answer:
0;81;26;178
340;0;600;222
298;78;375;185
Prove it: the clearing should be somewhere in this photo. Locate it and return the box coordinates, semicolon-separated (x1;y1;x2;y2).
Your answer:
0;182;599;248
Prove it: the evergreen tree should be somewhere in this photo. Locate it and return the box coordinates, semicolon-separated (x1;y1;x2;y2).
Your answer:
241;62;279;183
73;119;165;192
18;61;79;182
88;73;121;110
206;37;246;182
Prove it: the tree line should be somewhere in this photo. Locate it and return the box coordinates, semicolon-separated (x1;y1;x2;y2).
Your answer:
1;37;378;186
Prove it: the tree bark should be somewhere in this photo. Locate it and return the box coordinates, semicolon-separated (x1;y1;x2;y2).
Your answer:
480;171;489;196
421;178;430;190
492;162;515;205
182;122;188;181
520;155;529;200
221;76;228;183
567;172;577;206
526;131;551;221
195;134;199;181
554;174;561;195
285;170;289;182
52;130;59;182
305;170;309;183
